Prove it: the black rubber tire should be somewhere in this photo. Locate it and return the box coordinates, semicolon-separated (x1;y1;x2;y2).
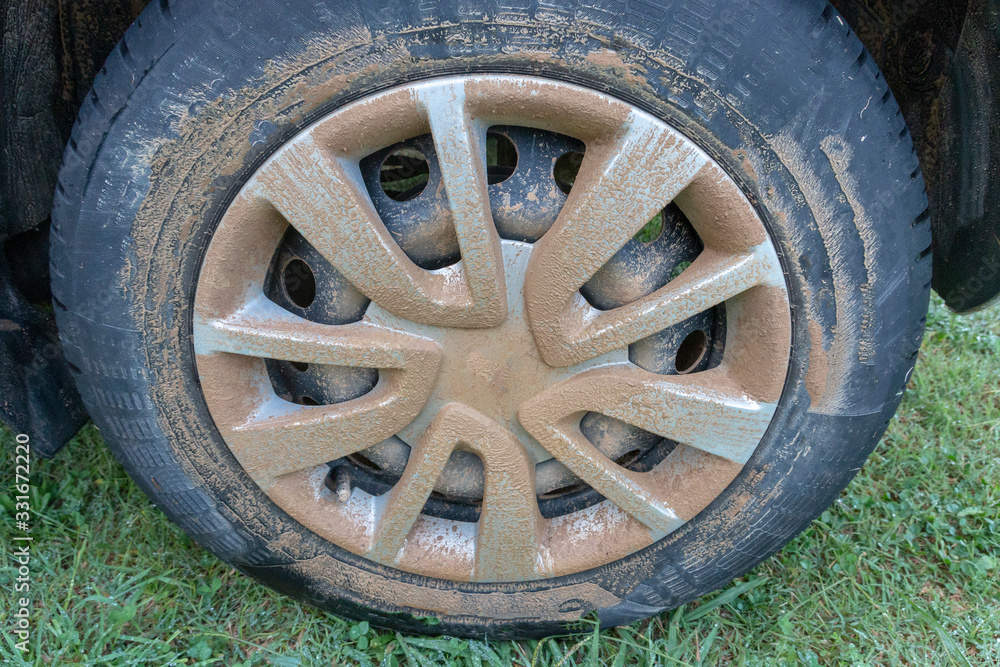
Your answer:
51;0;931;639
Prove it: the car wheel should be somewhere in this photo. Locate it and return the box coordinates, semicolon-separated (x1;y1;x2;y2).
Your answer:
51;0;932;638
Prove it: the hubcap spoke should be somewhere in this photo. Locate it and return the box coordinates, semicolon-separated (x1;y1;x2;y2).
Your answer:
553;246;781;367
224;373;432;488
419;82;507;320
518;365;776;534
525;113;709;367
247;131;504;328
368;404;542;581
521;365;776;464
195;297;441;487
195;294;439;369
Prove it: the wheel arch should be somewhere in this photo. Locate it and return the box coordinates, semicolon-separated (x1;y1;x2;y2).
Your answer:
830;0;1000;312
0;0;144;454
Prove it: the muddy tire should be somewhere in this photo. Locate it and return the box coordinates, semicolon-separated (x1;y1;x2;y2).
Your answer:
51;0;931;638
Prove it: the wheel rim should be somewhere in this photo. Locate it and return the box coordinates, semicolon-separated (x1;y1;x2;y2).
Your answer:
192;76;791;582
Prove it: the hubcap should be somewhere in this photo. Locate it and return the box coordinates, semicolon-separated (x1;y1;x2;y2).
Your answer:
193;76;791;582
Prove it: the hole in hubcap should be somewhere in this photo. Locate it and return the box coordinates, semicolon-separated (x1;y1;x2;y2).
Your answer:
554;150;584;195
635;210;665;244
379;148;430;201
282;259;316;309
539;483;587;499
487;131;518;184
670;260;692;281
675;330;710;374
614;449;643;467
349;452;383;472
290;361;309;372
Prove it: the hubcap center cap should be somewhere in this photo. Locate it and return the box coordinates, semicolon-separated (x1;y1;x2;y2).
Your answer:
365;241;627;461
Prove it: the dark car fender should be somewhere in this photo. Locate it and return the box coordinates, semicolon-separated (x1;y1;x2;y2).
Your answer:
932;0;1000;311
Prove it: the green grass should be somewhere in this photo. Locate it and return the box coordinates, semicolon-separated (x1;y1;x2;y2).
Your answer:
2;294;998;666
634;211;665;244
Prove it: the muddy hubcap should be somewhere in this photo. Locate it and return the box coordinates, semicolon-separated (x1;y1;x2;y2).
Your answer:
193;76;791;582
